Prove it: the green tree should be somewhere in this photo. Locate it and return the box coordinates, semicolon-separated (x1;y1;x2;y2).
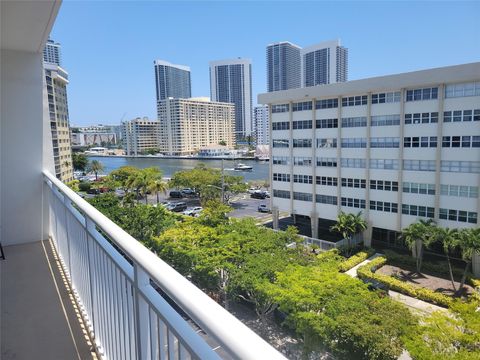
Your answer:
108;166;139;191
72;152;88;172
87;159;104;180
456;228;480;295
149;179;168;204
400;219;436;273
330;211;367;255
433;227;460;292
218;140;227;146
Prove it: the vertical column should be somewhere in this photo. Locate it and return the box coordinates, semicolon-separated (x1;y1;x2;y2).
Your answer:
289;101;294;220
336;97;342;215
134;264;151;360
364;93;373;246
434;84;445;223
269;104;279;229
311;99;318;239
397;89;406;231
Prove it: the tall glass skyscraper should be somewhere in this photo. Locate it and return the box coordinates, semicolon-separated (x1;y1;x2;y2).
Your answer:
266;41;301;92
154;60;191;101
209;58;252;139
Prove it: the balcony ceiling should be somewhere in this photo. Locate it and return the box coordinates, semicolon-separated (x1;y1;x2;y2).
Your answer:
0;0;61;52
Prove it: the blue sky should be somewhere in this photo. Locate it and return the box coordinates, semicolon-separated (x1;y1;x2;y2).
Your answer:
51;1;480;126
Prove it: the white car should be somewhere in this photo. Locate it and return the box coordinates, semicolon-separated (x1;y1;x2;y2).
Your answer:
183;207;203;216
248;187;258;194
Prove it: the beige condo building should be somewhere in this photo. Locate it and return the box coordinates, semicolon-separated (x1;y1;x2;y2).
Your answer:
122;117;160;156
157;97;235;155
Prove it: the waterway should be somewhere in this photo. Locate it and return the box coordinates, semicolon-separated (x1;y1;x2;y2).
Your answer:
88;156;269;182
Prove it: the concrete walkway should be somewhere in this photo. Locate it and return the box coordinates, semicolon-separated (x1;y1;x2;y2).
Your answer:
345;254;448;315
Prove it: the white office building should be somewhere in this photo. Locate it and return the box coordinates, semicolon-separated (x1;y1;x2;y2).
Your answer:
210;58;253;139
301;39;348;87
254;105;270;145
267;41;301;92
154;59;191;101
259;63;480;250
122;117;160;156
158;97;235;156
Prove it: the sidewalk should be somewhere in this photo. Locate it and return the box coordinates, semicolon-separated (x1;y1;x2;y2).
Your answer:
345;254;448;315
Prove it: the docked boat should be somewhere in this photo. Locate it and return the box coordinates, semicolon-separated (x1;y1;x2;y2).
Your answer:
234;163;253;171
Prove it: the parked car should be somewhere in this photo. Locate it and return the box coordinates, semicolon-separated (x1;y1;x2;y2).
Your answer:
86;188;100;195
183;207;203;216
247;187;258;194
169;190;183;199
167;202;187;212
181;188;196;196
251;191;267;199
263;191;270;198
257;204;271;213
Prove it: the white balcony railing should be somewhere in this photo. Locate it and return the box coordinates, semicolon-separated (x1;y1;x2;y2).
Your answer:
43;171;286;360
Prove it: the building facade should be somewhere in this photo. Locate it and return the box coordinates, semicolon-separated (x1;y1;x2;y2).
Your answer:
71;124;121;147
154;60;191;101
254;105;270;145
301;39;348;87
43;38;61;66
44;61;73;182
122;117;160;156
267;41;301;92
157;97;235;156
259;63;480;249
209;58;253;139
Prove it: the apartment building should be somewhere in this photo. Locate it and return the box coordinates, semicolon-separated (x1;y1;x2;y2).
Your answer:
254;105;270;145
44;62;73;182
43;38;61;66
154;59;191;101
210;58;253;139
259;63;480;249
266;41;301;92
122;117;160;156
158;97;235;156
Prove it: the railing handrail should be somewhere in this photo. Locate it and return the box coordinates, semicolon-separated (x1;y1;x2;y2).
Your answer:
43;170;286;360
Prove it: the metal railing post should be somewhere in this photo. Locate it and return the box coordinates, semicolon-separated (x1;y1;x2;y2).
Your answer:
85;216;97;342
134;263;150;360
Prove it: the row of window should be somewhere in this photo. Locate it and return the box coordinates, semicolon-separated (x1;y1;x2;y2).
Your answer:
273;189;290;198
342;178;366;188
342;95;368;107
371;114;400;126
439;209;477;223
272;121;289;131
341;197;366;209
293;174;313;184
341;117;367;128
293;120;312;130
293;139;312;148
405;112;438;124
442;136;480;148
272;173;290;182
293;191;312;201
444;109;480;122
403;182;435;195
292;101;312;112
318;176;338;186
402;204;435;218
271;104;289;113
445;82;480;98
317;138;337;148
372;92;401;104
404;136;437;148
294;157;313;166
406;87;438;101
272;139;289;148
370;180;398;191
317;194;338;205
440;184;478;198
370;201;398;213
316;118;338;128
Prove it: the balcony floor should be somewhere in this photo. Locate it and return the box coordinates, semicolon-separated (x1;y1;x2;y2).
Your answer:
1;240;95;360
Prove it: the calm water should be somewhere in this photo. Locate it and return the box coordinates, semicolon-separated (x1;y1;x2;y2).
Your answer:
89;156;269;182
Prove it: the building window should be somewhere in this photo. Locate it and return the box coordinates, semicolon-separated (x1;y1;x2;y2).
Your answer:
273;189;290;199
370;180;399;192
316;118;338;128
439;208;477;224
293;192;313;201
272;104;289;113
293;139;312;148
341;197;366;209
372;91;401;104
292;120;312;129
404;112;438;124
403;160;436;172
371;114;400;126
402;204;435;218
445;82;480;98
317;138;337;148
294;157;313;166
341;158;366;168
440;161;480;173
292;101;313;112
315;98;338;109
341;117;367;128
293;175;313;184
317;176;338;186
273;173;290;182
273;139;289;148
341;138;367;148
370;159;399;170
370;137;400;148
317;157;337;167
406;87;438;101
370;201;398;213
316;194;338;205
342;178;366;189
441;184;478;198
404;136;437;148
272;121;289;130
272;156;289;165
403;182;435;195
342;95;368;107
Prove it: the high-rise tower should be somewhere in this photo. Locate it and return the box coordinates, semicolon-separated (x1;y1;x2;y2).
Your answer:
266;41;301;92
154;60;191;101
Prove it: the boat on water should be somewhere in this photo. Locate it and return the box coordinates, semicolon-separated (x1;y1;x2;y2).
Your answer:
234;163;253;171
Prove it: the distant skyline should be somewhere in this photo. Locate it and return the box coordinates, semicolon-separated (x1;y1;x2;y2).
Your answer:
50;1;480;126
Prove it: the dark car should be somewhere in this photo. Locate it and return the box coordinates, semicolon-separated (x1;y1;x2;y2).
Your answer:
169;190;183;199
251;191;267;199
167;202;187;212
86;188;100;195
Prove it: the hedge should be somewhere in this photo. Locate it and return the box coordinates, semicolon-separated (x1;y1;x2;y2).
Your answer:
357;256;454;308
339;248;376;272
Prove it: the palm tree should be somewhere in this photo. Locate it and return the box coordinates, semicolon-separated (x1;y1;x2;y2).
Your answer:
433;227;460;292
88;160;104;180
400;219;436;273
456;228;480;295
149;179;168;204
330;211;367;255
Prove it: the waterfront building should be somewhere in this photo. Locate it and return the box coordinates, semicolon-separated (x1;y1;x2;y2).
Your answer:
259;62;480;249
44;58;73;182
122;117;160;156
254;105;270;145
71;124;121;147
267;41;301;92
209;58;253;139
43;38;61;66
301;39;348;87
154;59;191;101
158;97;235;156
198;145;237;158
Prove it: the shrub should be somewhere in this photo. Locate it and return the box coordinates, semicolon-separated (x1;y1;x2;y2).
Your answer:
357;257;454;307
339;248;376;272
78;181;91;192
